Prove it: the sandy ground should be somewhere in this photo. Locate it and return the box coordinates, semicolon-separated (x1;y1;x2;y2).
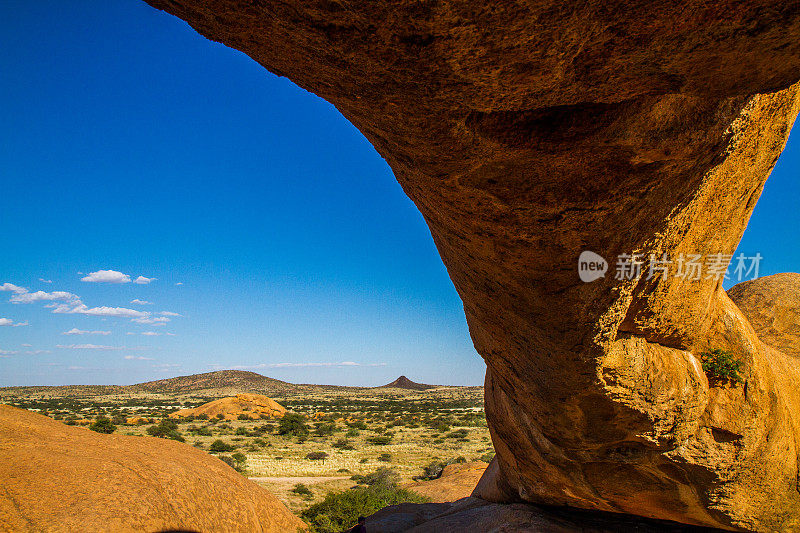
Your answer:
251;475;356;513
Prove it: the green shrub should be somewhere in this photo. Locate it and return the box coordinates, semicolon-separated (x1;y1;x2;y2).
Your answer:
479;451;496;463
219;454;246;473
377;453;391;462
345;428;359;437
367;435;392;445
314;422;336;436
351;467;399;486
277;413;309;438
700;348;744;384
146;419;184;442
292;483;313;498
237;413;252;421
209;439;235;453
445;429;468;439
89;416;116;434
301;482;428;532
332;438;355;450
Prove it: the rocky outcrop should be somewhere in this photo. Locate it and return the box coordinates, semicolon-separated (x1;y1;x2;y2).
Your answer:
0;405;305;532
144;1;800;529
729;273;800;356
404;462;488;502
170;393;287;420
366;497;723;533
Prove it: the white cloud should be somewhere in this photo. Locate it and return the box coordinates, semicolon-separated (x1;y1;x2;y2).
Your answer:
11;290;80;304
124;355;154;361
50;303;149;318
130;299;152;305
134;276;156;284
62;328;111;336
126;332;135;335
141;331;161;336
39;278;52;283
175;282;183;286
13;321;29;327
25;350;51;355
0;283;28;294
21;343;32;347
0;349;19;355
131;316;170;325
160;311;181;317
0;318;26;327
81;270;131;283
56;344;125;350
166;332;176;336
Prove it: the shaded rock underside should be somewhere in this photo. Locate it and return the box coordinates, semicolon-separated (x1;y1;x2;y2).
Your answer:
142;1;800;530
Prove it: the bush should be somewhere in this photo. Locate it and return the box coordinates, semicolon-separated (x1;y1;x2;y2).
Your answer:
292;483;313;498
237;413;252;420
146;419;184;442
479;451;496;463
314;422;336;436
89;416;116;434
301;483;429;533
445;429;469;439
347;421;367;430
345;428;359;437
209;439;235;453
219;454;246;473
306;451;329;463
700;348;744;384
377;453;391;462
277;413;309;438
367;435;392;446
351;467;399;486
332;438;354;450
415;457;467;481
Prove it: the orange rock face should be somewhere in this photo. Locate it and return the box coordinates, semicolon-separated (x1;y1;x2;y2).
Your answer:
404;462;488;503
0;405;305;532
143;1;800;529
170;393;287;420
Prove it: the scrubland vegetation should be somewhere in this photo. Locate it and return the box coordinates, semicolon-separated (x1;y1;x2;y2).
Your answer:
3;385;491;530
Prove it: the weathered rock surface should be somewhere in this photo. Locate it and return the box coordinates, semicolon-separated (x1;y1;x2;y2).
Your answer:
0;405;305;532
170;392;287;420
729;273;800;356
144;1;800;530
366;497;724;533
404;461;488;502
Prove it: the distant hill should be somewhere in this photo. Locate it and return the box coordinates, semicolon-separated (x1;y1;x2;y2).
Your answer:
129;370;292;394
379;375;436;390
0;370;460;399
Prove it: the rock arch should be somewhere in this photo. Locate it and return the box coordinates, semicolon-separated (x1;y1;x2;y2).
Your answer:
145;1;800;529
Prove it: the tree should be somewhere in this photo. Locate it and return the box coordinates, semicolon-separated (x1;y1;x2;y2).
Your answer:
306;451;329;464
89;416;116;434
277;413;309;438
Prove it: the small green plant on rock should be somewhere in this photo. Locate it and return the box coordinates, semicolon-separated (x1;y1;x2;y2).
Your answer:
700;348;744;384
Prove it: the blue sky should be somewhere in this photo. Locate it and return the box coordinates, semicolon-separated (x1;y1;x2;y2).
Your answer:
1;2;798;387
